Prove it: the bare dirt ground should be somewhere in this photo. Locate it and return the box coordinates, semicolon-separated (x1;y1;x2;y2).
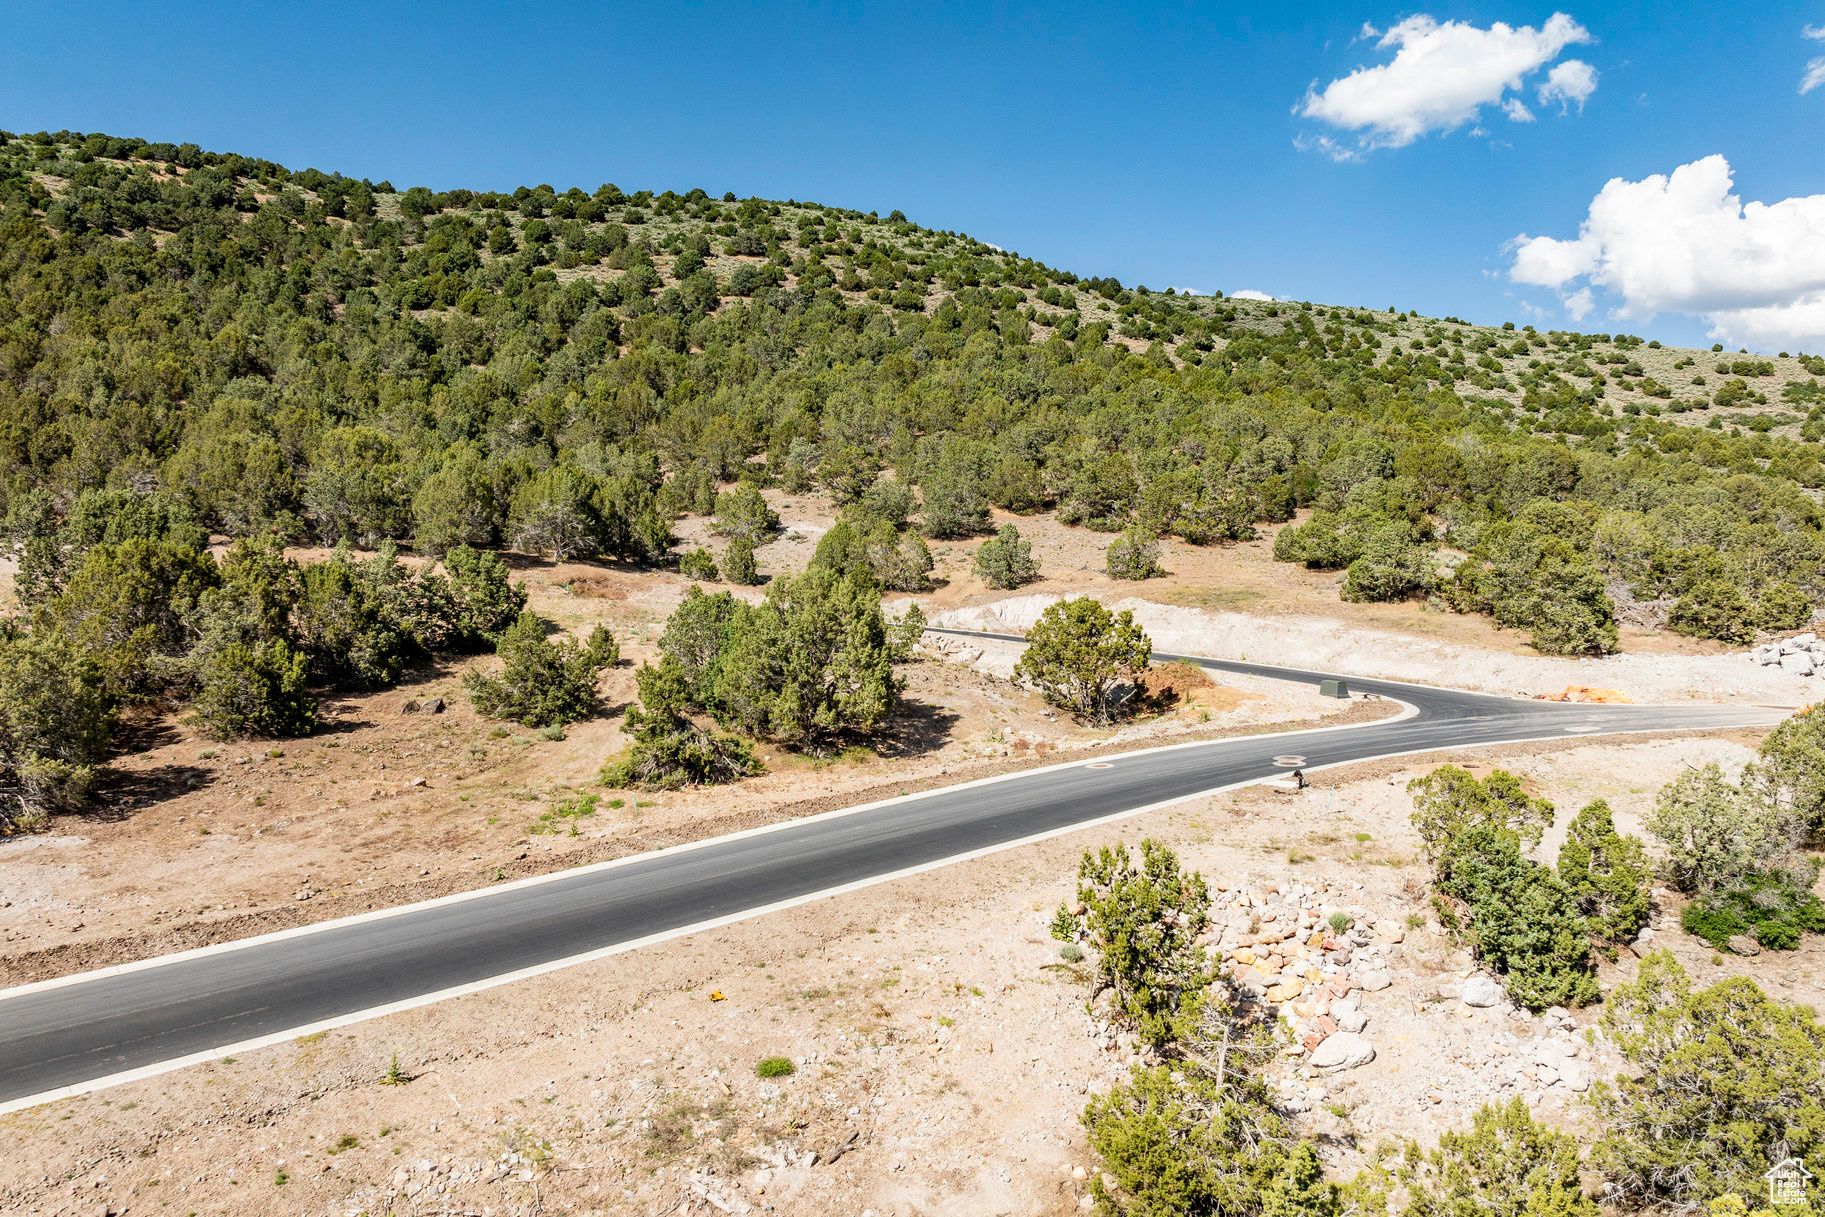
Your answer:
5;729;1814;1217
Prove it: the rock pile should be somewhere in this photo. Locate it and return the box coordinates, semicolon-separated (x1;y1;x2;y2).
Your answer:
1211;878;1403;1070
1750;634;1824;675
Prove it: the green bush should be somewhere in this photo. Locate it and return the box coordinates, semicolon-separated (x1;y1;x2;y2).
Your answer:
1450;522;1617;656
294;555;414;689
1408;765;1554;863
1400;1098;1595;1217
678;547;719;582
1082;1065;1339;1217
973;523;1038;589
651;568;903;750
1015;597;1153;724
1667;579;1756;644
1591;952;1825;1208
811;511;934;592
721;535;760;585
1744;706;1825;838
707;482;775;542
1647;762;1804;893
754;1056;795;1078
602;660;761;790
1680;870;1825;951
1051;840;1214;1048
1556;798;1652;949
1436;825;1598;1010
53;536;220;698
1753;581;1813;632
189;639;317;739
0;631;116;834
1105;527;1163;580
1272;509;1366;569
1341;521;1434;602
464;611;612;728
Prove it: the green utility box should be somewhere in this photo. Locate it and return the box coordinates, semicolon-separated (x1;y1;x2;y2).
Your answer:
1319;679;1350;699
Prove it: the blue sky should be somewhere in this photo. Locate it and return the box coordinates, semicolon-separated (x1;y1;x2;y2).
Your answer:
4;2;1824;349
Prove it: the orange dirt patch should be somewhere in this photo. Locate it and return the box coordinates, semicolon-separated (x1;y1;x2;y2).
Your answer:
1137;660;1260;716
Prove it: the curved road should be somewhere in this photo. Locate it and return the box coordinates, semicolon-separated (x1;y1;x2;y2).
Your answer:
0;630;1784;1112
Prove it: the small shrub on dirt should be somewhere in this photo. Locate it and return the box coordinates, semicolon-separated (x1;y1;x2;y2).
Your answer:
1556;798;1652;950
1647;762;1805;893
0;630;116;833
1399;1097;1595;1217
1435;824;1597;1011
1104;525;1164;580
678;547;719;582
464;611;613;728
754;1056;795;1078
973;523;1038;589
721;535;760;585
1052;839;1214;1048
602;659;761;790
1409;765;1554;863
1680;870;1825;951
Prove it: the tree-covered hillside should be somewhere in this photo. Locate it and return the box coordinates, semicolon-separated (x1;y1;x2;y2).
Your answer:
1;126;1824;823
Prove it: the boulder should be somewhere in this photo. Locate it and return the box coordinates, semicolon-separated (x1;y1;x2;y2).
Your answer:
1310;1032;1376;1071
424;697;446;714
1782;652;1815;676
1462;976;1504;1008
1331;1001;1368;1033
1727;934;1762;957
1355;969;1392;992
1373;920;1405;943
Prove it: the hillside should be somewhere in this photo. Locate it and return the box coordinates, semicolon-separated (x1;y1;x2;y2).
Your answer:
5;127;1825;1217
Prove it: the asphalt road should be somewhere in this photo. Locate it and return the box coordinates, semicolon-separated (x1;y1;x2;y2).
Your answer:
0;630;1784;1110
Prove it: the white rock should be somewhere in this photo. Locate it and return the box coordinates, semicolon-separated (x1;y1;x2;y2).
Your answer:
1310;1032;1376;1071
1783;652;1815;675
1356;969;1392;992
1462;976;1504;1008
1332;1001;1368;1033
1561;1061;1591;1092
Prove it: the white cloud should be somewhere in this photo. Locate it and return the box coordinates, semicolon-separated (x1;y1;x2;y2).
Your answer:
1503;97;1535;122
1562;287;1595;320
1803;24;1825;94
1231;289;1276;301
1298;12;1593;156
1509;154;1825;348
1538;59;1598;110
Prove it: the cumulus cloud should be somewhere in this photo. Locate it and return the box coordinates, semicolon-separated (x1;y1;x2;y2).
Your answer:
1231;289;1276;301
1509;154;1825;348
1298;12;1593;156
1538;59;1598;110
1803;24;1825;94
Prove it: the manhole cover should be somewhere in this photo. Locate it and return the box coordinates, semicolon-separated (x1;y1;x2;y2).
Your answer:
1272;755;1307;767
1085;762;1113;770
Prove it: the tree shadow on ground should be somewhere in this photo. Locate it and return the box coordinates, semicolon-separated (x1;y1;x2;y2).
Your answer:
90;760;214;823
868;698;962;761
